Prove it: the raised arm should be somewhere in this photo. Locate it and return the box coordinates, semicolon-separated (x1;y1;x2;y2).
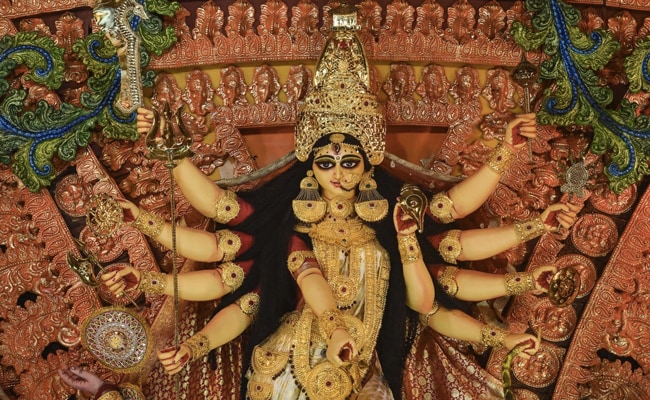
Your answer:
430;113;537;222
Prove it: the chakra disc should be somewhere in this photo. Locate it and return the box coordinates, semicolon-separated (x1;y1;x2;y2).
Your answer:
81;306;151;373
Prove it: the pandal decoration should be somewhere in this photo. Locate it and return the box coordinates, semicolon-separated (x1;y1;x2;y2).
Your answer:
86;193;124;238
81;306;152;373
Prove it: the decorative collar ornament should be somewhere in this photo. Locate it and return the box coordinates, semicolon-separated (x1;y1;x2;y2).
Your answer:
295;4;386;165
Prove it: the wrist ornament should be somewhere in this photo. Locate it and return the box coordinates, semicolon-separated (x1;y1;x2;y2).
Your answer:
184;332;210;361
214;190;240;224
131;209;164;238
486;142;516;175
513;216;546;242
397;233;422;264
438;266;459;297
504;271;535;295
216;230;242;262
480;324;507;348
420;300;440;326
438;229;462;265
95;383;120;400
138;270;167;295
319;308;346;340
429;191;455;224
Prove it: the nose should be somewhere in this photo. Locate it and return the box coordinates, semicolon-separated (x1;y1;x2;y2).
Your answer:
332;164;342;179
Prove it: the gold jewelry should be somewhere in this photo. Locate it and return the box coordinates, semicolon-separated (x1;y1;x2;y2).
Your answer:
429;191;454;224
397;233;422;264
131;209;164;238
486;142;516;175
355;171;388;222
236;292;261;318
513;216;546;242
420;300;440;326
319;308;346;339
248;381;273;400
294;27;385;166
86;193;123;237
216;229;241;262
504;271;535;295
184;332;210;361
251;347;289;378
293;170;327;223
287;250;318;280
138;270;167;295
480;324;507;348
213;190;240;224
437;266;459;297
306;361;353;400
97;391;123;400
313;136;361;160
219;262;245;293
438;229;462;265
399;184;428;232
328;196;354;219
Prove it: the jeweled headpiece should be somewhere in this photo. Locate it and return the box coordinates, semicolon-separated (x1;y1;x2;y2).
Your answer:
295;3;386;165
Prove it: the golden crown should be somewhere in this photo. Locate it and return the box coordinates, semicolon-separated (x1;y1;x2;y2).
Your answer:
295;4;386;165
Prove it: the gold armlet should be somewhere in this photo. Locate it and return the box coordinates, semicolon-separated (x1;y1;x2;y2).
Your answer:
513;216;546;243
437;266;459;297
184;332;210;361
138;271;167;295
504;271;535;295
236;292;261;319
131;209;164;238
219;262;245;293
217;230;242;262
97;391;122;400
480;324;507;348
486;142;516;175
438;230;462;265
398;233;422;264
419;301;440;326
319;308;346;339
287;250;317;279
214;190;240;224
429;191;455;224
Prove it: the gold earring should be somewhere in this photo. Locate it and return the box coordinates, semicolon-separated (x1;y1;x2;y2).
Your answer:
354;170;388;222
292;170;327;223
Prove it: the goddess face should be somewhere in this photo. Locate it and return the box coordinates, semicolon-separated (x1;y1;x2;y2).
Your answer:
312;137;365;200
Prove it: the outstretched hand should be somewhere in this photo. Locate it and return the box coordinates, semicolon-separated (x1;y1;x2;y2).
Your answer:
58;366;105;396
158;345;192;375
531;265;557;293
100;265;141;297
136;107;155;135
504;332;541;360
393;201;418;235
505;113;537;149
326;328;358;367
541;202;581;232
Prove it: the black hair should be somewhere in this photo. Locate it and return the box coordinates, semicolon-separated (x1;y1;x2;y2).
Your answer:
208;133;465;399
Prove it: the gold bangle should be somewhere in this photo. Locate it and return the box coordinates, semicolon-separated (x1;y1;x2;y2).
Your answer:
429;191;454;224
184;333;210;361
437;266;459;297
513;216;546;242
216;230;242;262
438;229;462;265
486;142;516;175
319;308;346;339
480;324;507;348
219;262;245;293
214;190;240;224
236;292;261;318
504;271;535;295
97;391;123;400
397;233;422;264
131;209;164;238
420;300;440;326
138;270;167;295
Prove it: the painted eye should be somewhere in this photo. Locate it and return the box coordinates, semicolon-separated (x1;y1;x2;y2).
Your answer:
341;160;360;168
315;161;334;170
